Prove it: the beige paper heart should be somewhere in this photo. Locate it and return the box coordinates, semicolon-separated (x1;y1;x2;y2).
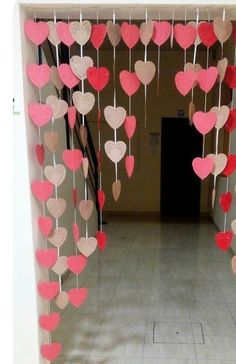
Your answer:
104;106;126;130
80;125;88;147
207;153;227;176
231;256;236;274
112;180;121;202
44;131;59;153
213;18;232;44
231;220;236;235
212;188;216;210
72;91;95;115
134;60;156;85
79;200;94;221
82;157;89;178
48;227;67;247
55;291;69;310
46;95;68;119
70;21;91;46
140;20;153;46
77;237;97;257
50;66;64;90
44;164;66;187
104;140;127;164
47;21;61;46
188;21;202;46
189;101;195;124
210;105;230;129
47;198;66;219
70;56;93;80
184;62;202;73
217;58;228;83
52;256;67;275
106;20;121;46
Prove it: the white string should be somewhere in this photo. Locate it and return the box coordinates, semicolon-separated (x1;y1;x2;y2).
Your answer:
193;8;199;65
170;9;174;49
54;10;59;68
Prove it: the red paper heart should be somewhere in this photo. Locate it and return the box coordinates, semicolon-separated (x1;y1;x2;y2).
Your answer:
38;281;59;300
38;216;52;237
58;64;80;89
24;20;49;45
35;144;45;166
87;67;110;92
26;64;50;88
31;180;54;202
198;22;217;47
62;149;83;171
36;248;57;268
96;231;107;251
121;22;139;49
98;189;105;210
193;111;216;135
125;155;135;178
215;231;233;251
197;67;218;93
223;155;236;176
124;115;136;139
219;192;232;213
192;156;214;180
90;23;107;49
56;21;74;46
225;108;236;132
68;106;76;129
72;188;77;208
40;342;61;361
175;71;196;96
67;255;87;275
174;24;196;49
152;21;172;46
39;312;60;332
68;288;88;308
72;223;80;242
119;70;140;96
28;102;53;128
224;65;236;89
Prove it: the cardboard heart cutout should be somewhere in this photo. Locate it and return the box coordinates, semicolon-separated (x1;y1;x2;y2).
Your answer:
68;288;88;308
68;106;76;129
125;115;136;139
96;231;107;251
70;21;91;46
215;231;233;251
55;291;69;310
140;20;153;46
79;200;94;221
198;22;217;47
48;227;67;248
225;108;236;132
152;20;172;46
46;95;68;119
58;64;80;89
231;220;236;235
26;64;50;88
52;256;68;275
210;105;229;129
73;223;80;242
213;18;232;44
24;20;49;45
47;21;61;46
224;65;236;89
77;237;97;257
90;23;107;49
125;155;135;178
119;70;141;96
38;216;52;237
72;91;95;115
39;312;60;332
44;131;59;153
38;281;59;300
219;192;232;213
192;156;214;180
56;21;74;46
82;157;89;179
28;102;53;127
232;256;236;274
98;189;105;210
197;67;218;93
134;60;156;85
217;58;228;83
112;179;121;201
223;155;236;176
35;144;45;166
80;125;88;148
121;22;139;49
50;66;64;90
207;153;227;176
87;67;110;92
62;149;83;171
104;106;127;129
36;248;57;268
174;23;197;49
70;55;93;80
175;70;196;96
31;180;54;202
106;20;121;46
44;164;66;186
40;342;61;361
192;111;216;135
47;198;66;219
105;140;127;163
67;255;87;275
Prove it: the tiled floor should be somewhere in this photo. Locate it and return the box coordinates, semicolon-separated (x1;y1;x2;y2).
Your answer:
52;220;236;364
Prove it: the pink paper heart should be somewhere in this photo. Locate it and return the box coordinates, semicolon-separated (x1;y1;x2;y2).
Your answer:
40;342;61;361
87;67;110;92
175;71;196;96
31;180;54;202
197;67;218;93
68;106;76;129
28;102;53;128
72;223;80;242
38;216;52;237
119;70;141;96
90;23;107;49
125;155;135;178
192;156;214;180
56;21;74;46
24;20;49;45
36;248;57;268
39;312;60;332
68;288;88;308
35;144;45;166
174;24;197;49
98;189;105;210
26;64;50;88
67;255;87;275
62;149;83;171
72;188;77;208
124;115;136;139
193;111;216;135
96;231;107;251
121;21;139;49
38;281;59;300
152;21;172;46
58;64;80;89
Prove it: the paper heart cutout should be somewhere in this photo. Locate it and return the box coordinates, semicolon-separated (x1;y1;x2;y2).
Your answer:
39;312;60;332
44;131;59;153
50;66;64;90
125;155;135;178
62;149;83;171
140;20;153;46
174;24;196;49
70;56;93;80
105;140;127;164
35;144;45;166
106;21;121;46
38;216;52;237
58;64;80;89
213;18;232;44
98;189;105;210
232;256;236;274
48;227;67;248
70;21;91;46
52;256;68;275
68;106;76;129
197;67;218;93
31;180;54;202
231;220;236;235
224;65;236;89
119;70;140;96
47;198;66;219
47;21;61;46
207;153;227;176
112;180;121;201
40;342;61;361
72;91;95;115
28;102;52;127
96;231;107;251
80;125;88;147
217;58;228;83
36;248;57;268
104;106;126;129
192;156;214;180
152;20;172;46
188;21;201;46
124;115;136;139
121;22;139;49
79;200;94;221
68;288;88;308
87;67;110;92
192;111;216;135
24;20;49;45
189;101;196;123
223;155;236;176
38;281;59;300
225;108;236;132
72;188;77;208
67;255;87;275
134;60;156;86
175;70;196;96
46;95;68;119
215;231;233;251
73;223;80;242
184;63;201;87
77;237;97;257
90;23;107;49
44;164;66;187
56;21;74;46
82;157;89;179
210;105;229;129
55;291;69;310
219;192;232;213
198;22;217;47
26;64;50;88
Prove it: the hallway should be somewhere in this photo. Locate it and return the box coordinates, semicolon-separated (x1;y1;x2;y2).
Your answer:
53;220;236;363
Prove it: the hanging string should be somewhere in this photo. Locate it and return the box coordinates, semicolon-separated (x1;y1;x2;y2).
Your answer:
157;11;161;96
112;10;118;181
193;8;199;66
144;9;148;128
184;9;187;66
170;9;175;49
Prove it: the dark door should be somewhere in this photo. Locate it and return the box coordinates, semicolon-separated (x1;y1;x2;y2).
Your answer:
161;117;202;218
